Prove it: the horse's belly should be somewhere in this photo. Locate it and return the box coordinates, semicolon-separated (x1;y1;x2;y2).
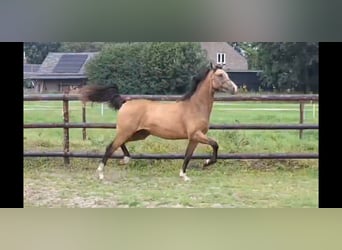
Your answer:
147;123;187;139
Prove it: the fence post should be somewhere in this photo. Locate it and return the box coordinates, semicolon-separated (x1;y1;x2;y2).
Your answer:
82;102;86;140
312;102;316;119
299;102;304;139
63;95;70;164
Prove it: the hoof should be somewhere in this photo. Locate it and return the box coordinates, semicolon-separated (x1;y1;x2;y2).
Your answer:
97;162;105;180
203;159;216;169
98;172;104;180
182;175;191;182
202;159;211;169
119;156;131;165
179;169;191;182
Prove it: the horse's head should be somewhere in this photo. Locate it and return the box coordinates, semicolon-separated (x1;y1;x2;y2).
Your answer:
210;64;238;95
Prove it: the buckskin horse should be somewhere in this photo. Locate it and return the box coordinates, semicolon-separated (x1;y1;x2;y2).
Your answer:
79;64;237;181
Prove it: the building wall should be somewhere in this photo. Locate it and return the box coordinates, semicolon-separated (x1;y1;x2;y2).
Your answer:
200;42;248;70
228;71;266;92
34;79;86;93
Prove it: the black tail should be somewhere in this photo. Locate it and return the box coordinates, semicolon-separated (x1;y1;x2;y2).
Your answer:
79;85;126;110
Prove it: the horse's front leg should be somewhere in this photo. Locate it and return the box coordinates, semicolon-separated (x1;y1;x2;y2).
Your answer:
180;140;198;181
191;131;219;168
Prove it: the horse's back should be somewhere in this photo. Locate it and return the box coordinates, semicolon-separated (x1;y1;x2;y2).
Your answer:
119;99;183;118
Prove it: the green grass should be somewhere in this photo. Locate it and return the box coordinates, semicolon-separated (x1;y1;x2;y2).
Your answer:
24;100;319;208
24;158;318;208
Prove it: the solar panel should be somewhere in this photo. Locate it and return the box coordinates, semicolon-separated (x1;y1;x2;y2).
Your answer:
53;54;88;73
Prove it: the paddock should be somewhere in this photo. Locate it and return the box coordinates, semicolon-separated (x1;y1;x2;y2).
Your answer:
24;93;318;207
24;94;318;162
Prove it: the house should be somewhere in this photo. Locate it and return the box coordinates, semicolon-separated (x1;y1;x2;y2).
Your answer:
200;43;265;91
24;64;40;79
200;42;248;70
25;52;98;93
228;69;264;92
24;44;256;93
24;64;41;89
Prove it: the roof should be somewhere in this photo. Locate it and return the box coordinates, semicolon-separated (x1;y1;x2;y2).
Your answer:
200;42;248;70
227;69;262;73
24;64;41;79
24;52;98;80
24;64;40;72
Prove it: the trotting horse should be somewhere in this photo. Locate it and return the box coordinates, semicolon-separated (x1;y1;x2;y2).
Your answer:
79;64;237;181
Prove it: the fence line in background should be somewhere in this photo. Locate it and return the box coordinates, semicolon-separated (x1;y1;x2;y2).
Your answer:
24;94;319;164
24;94;319;102
24;152;318;160
24;123;318;130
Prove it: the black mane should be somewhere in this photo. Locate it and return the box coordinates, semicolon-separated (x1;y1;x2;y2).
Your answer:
179;64;222;101
180;67;210;100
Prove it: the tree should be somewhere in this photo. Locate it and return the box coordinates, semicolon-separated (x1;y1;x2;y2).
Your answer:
85;43;147;94
229;42;319;93
255;42;318;93
58;42;106;52
228;42;260;70
24;42;61;64
86;42;209;94
142;42;208;94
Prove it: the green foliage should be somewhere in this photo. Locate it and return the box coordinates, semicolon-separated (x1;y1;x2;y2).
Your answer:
85;43;146;94
86;42;209;94
255;42;318;93
24;42;61;64
58;42;107;52
229;42;318;93
229;42;259;69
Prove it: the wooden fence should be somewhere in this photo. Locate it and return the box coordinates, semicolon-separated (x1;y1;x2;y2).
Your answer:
24;94;319;164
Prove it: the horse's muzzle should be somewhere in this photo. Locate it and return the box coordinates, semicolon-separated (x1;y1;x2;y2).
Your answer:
221;87;237;95
222;80;238;95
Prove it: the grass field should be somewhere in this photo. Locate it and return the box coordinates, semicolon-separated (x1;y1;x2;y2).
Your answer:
24;99;319;208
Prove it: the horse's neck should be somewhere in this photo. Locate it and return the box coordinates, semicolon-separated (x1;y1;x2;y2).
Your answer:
190;75;214;119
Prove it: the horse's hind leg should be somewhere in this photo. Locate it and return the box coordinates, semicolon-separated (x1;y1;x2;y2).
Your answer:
118;130;150;165
117;130;151;165
97;133;130;180
127;129;150;142
119;144;131;165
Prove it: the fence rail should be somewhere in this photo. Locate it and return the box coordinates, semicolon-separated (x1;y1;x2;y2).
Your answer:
24;123;318;130
24;94;319;102
24;94;319;164
24;152;318;159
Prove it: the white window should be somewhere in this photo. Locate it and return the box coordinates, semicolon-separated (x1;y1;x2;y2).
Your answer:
216;53;226;65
